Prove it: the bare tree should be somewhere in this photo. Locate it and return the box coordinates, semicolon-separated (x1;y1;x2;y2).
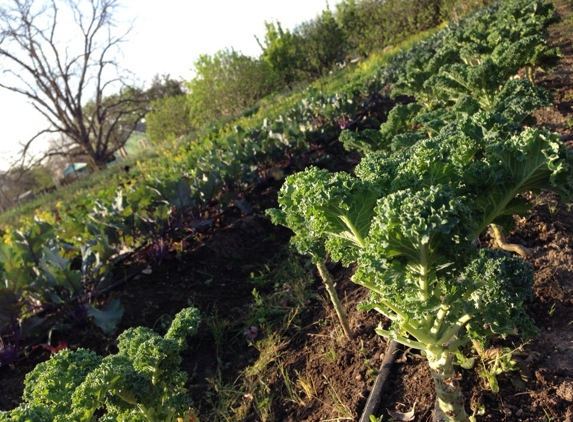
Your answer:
0;0;147;170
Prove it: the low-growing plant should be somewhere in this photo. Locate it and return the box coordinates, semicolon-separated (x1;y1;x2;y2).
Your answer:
0;307;201;422
267;184;359;341
0;218;127;364
269;122;573;420
476;347;523;393
323;374;355;420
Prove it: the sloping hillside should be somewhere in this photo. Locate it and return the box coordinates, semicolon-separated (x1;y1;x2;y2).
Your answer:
1;1;573;421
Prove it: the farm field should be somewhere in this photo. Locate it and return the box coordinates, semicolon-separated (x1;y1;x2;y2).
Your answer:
1;0;573;421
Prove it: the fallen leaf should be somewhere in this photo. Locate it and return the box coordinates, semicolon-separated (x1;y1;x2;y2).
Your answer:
32;340;68;355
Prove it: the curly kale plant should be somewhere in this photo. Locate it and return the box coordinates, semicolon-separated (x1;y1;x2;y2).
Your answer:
0;307;201;422
269;122;572;420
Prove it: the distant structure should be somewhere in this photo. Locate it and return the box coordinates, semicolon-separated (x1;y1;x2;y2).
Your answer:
17;190;37;203
62;163;91;185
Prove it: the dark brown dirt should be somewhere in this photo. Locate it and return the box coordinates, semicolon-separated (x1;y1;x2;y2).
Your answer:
2;2;573;421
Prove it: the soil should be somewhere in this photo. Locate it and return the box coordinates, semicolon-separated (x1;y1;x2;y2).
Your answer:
2;2;573;421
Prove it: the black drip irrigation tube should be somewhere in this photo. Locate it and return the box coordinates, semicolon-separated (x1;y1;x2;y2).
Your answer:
359;340;400;422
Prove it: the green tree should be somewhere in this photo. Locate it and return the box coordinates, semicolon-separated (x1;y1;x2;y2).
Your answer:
30;165;55;192
146;74;185;101
293;9;347;79
80;86;148;166
335;0;362;58
335;0;446;57
257;21;300;88
146;95;192;144
187;49;277;127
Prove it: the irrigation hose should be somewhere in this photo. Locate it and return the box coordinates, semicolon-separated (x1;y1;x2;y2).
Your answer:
359;340;400;422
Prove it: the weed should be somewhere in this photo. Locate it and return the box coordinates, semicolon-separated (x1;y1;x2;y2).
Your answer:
246;250;314;329
197;249;316;421
563;91;573;102
280;364;308;406
548;303;556;316
252;288;264;308
249;269;272;289
244;332;286;378
296;371;318;402
542;407;554;421
547;202;559;217
205;363;245;422
322;348;338;364
470;398;486;419
358;340;372;364
205;308;231;349
472;343;528;393
330;320;349;346
240;334;285;422
323;375;356;420
366;368;378;379
254;392;274;422
315;292;351;345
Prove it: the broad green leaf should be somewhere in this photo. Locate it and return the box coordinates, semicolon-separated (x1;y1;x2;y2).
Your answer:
87;299;124;334
472;128;572;236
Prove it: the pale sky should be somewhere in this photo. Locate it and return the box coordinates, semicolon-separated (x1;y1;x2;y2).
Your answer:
0;0;339;171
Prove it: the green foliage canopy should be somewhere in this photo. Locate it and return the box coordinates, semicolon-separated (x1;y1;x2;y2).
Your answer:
146;95;192;144
187;49;278;127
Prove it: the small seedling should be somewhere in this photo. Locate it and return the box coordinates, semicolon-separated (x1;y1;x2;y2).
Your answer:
548;303;556;316
322;348;338;364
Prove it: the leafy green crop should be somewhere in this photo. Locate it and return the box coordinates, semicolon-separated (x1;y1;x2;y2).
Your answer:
309;3;568;416
0;307;201;422
270;120;572;420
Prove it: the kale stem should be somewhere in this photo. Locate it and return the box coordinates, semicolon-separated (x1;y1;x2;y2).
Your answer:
426;350;470;421
447;337;471;353
316;260;354;341
431;305;448;336
372;310;435;346
353;278;410;321
424;311;435;332
374;327;426;350
436;314;472;347
418;244;429;300
401;320;436;346
371;305;398;321
490;223;532;258
137;404;155;421
339;215;366;248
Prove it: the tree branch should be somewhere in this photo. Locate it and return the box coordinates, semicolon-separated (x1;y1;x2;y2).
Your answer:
0;0;137;169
